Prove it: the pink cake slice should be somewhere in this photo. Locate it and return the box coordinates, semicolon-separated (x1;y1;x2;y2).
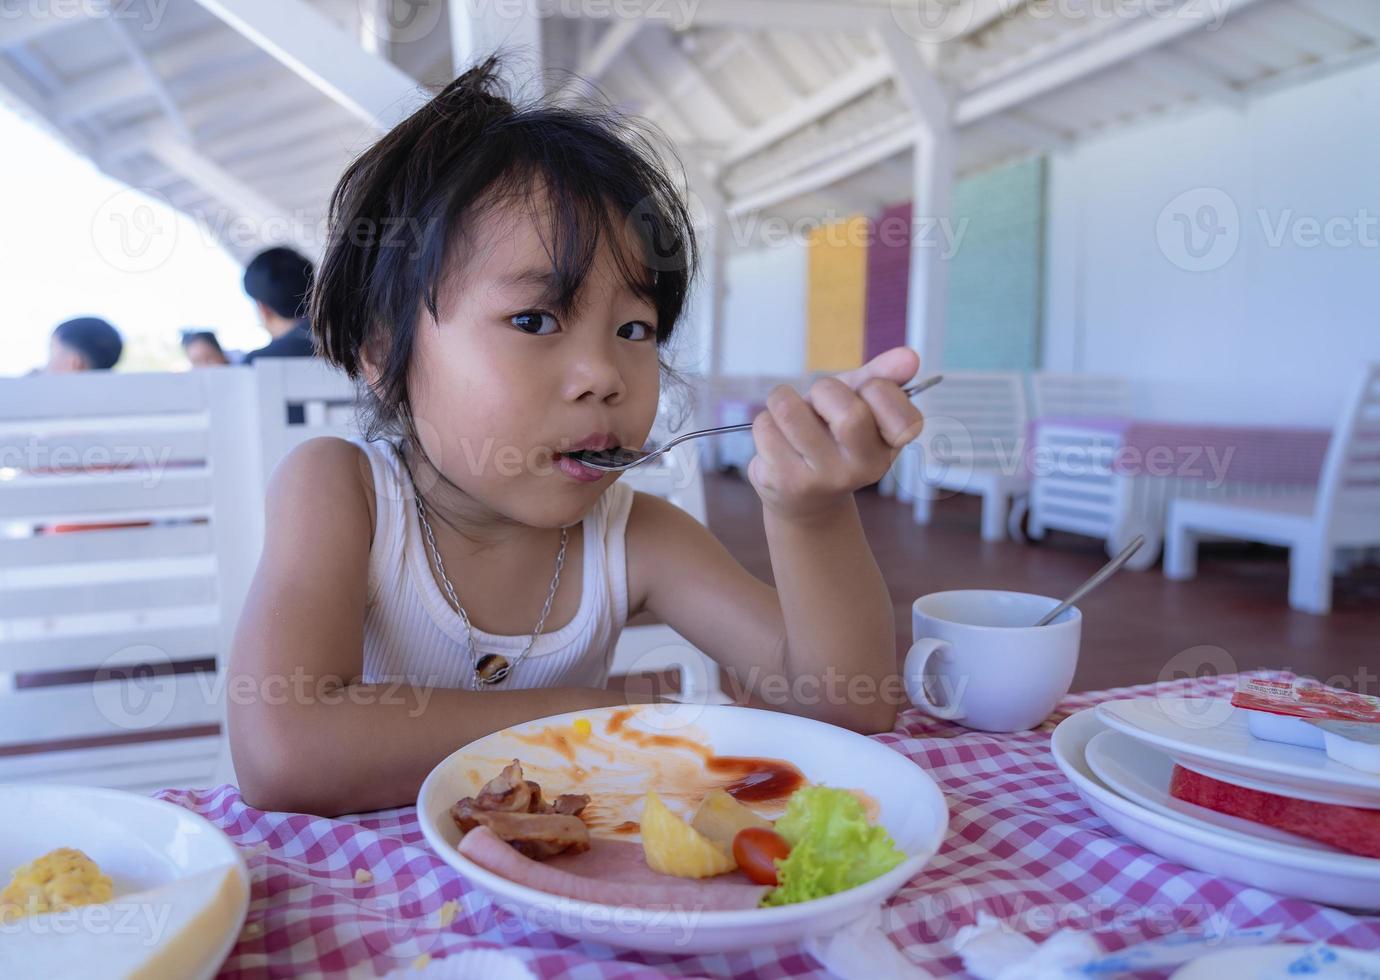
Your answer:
1169;765;1380;859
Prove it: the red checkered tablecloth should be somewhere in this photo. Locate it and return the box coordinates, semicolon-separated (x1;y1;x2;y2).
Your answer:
156;674;1380;978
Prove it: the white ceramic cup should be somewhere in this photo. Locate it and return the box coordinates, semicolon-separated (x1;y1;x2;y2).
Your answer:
903;590;1081;733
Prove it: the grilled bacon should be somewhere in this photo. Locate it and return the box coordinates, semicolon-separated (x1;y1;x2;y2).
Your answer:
451;760;591;859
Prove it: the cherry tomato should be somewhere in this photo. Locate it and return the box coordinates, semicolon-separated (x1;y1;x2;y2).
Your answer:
732;827;790;886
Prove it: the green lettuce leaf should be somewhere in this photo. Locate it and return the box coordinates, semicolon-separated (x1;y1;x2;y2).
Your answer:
761;786;906;907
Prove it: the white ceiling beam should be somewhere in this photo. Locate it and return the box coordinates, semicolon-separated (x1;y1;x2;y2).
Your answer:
0;7;93;50
566;0;895;32
191;0;430;130
450;0;543;99
741;33;808;99
52;29;257;121
557;19;642;97
616;33;752;139
621;47;704;140
581;20;643;80
0;54;97;159
1134;48;1246;109
954;0;1269;125
1295;0;1380;41
102;14;195;145
984;112;1072;151
728;125;918;216
727;0;1271;214
138;130;283;228
647;29;748;136
875;29;951;133
721;56;893;165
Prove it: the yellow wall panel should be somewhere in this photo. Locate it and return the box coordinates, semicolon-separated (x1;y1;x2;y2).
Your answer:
806;216;868;373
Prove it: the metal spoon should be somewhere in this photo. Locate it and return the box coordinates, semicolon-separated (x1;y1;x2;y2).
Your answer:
565;374;945;472
1035;534;1146;627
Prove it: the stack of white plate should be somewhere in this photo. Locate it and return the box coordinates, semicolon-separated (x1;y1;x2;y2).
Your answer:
1051;700;1380;910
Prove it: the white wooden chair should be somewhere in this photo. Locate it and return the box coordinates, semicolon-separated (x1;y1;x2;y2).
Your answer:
252;359;361;488
1029;372;1132;419
1164;363;1380;614
904;371;1030;541
616;391;708;525
1025;373;1138;555
608;389;727;702
0;369;259;793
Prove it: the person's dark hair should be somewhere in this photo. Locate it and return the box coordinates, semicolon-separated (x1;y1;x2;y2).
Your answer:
309;55;697;446
179;329;224;354
243;247;315;320
53;317;123;370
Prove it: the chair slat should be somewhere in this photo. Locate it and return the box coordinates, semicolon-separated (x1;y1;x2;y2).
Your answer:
0;623;218;674
0;736;221;792
0;572;217;619
0;372;207;420
0;672;221;748
0;522;212;568
0;468;212;520
0;428;209;470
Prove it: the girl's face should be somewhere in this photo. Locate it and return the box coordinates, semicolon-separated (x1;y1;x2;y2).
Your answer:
406;198;662;530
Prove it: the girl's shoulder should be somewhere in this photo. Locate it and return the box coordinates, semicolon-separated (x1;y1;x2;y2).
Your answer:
267;436;378;546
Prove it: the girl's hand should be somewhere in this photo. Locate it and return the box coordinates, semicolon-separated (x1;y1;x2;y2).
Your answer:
747;347;926;523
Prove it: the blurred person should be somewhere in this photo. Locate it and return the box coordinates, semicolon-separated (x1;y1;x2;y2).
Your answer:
45;316;123;373
242;246;317;363
181;329;230;367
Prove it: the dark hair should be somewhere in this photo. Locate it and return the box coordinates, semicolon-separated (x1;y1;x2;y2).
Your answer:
309;55;697;444
179;329;224;354
53;317;123;370
244;247;315;320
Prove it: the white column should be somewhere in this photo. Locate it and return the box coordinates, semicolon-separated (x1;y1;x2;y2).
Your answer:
876;28;955;374
449;0;543;100
907;122;955;373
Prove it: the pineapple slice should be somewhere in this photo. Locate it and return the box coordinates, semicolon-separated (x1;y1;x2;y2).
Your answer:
690;789;773;850
640;791;736;879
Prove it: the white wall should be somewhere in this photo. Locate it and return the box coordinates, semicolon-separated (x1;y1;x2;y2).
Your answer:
1045;58;1380;426
720;239;808;376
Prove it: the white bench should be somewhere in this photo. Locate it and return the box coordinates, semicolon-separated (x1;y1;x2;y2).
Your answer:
905;371;1031;542
1165;363;1380;614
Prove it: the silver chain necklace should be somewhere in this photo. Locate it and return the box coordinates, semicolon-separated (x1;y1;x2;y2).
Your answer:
414;493;567;687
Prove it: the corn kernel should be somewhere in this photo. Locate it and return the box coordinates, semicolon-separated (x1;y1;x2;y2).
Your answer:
572;717;592;738
437;899;459;927
354;868;373;884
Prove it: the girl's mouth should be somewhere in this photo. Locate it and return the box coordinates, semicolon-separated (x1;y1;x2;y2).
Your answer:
552;452;608;483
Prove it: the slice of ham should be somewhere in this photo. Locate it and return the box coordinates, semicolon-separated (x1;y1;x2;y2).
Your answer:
458;826;770;912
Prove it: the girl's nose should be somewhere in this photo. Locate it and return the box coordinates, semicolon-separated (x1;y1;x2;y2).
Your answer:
563;348;626;405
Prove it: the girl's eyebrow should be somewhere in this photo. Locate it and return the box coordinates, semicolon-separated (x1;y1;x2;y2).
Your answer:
493;266;649;309
496;267;557;290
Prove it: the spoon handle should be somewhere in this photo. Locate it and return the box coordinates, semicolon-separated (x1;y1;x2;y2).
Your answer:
662;375;945;452
1035;534;1146;627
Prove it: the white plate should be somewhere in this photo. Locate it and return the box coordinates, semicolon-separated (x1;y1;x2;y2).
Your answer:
1170;943;1380;978
0;784;250;980
1084;730;1337;853
1051;709;1380;910
1095;699;1380;808
417;703;949;954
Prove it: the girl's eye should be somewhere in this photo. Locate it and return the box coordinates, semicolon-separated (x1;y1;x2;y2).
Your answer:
618;321;654;341
510;311;558;335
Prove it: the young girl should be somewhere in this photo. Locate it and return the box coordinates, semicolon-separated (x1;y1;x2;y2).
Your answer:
228;59;925;816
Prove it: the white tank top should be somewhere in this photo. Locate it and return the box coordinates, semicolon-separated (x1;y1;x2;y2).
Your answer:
352;437;634;691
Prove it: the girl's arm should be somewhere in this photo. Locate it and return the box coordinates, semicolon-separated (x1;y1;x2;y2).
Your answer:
228;438;643;816
627;347;924;735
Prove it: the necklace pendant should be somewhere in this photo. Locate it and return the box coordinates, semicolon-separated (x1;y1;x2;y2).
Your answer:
474;653;511;685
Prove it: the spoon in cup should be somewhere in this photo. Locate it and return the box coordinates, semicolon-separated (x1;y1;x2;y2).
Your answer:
1035;534;1146;627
